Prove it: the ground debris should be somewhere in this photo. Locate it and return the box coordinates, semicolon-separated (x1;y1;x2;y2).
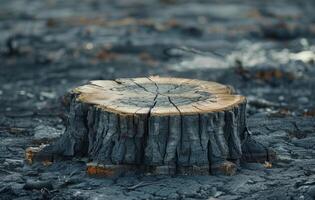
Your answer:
126;181;157;191
25;145;48;165
259;22;310;40
247;96;281;109
33;125;64;142
23;180;53;190
0;127;29;135
1;0;315;199
86;163;137;177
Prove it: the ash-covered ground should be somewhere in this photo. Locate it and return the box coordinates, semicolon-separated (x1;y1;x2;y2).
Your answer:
1;0;315;199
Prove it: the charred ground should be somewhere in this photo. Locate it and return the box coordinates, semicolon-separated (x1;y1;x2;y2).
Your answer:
1;0;315;199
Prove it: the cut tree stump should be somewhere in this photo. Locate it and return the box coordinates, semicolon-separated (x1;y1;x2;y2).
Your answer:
32;76;274;175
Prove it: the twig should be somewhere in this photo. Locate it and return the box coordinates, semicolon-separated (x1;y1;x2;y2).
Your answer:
126;181;157;191
163;46;224;58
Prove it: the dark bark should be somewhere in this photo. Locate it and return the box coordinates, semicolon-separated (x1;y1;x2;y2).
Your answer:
35;78;271;175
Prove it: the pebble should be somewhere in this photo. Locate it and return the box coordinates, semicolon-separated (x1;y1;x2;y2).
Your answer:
33;125;64;141
40;91;56;99
3;159;24;168
278;95;284;101
298;97;309;104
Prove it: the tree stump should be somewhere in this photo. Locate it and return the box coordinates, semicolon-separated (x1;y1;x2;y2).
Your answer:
34;76;272;175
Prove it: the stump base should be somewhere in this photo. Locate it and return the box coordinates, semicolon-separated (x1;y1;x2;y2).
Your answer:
26;77;276;176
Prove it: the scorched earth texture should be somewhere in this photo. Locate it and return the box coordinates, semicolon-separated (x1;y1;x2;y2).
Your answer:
0;0;315;199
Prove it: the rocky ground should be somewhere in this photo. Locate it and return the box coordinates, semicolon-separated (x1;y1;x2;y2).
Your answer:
1;0;315;199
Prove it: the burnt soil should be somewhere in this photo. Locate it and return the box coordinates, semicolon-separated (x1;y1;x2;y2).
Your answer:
1;0;315;199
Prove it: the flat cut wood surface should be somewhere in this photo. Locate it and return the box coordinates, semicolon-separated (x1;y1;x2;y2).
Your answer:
74;76;245;116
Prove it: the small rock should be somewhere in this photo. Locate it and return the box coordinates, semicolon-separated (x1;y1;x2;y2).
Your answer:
290;51;315;63
40;91;56;99
4;159;24;168
214;190;224;197
33;125;64;141
278;95;284;101
297;97;309;104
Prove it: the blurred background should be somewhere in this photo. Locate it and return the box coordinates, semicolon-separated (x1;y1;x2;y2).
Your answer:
1;0;315;117
1;1;315;199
